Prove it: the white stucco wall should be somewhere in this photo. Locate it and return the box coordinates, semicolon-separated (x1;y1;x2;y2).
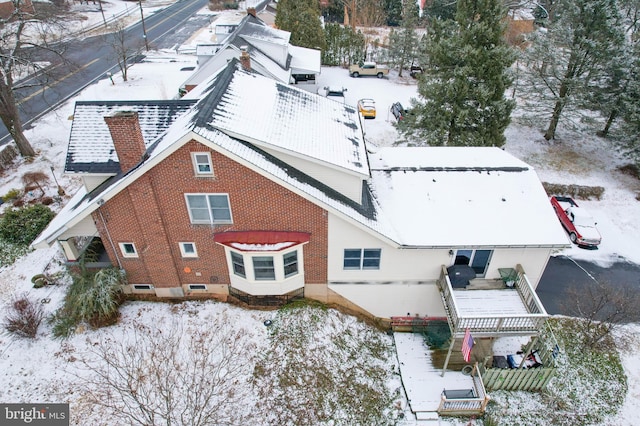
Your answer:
328;214;450;281
260;147;365;203
243;37;288;67
328;214;554;284
329;283;446;318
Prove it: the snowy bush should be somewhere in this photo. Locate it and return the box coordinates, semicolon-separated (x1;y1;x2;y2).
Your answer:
0;204;55;245
3;294;44;339
51;267;126;338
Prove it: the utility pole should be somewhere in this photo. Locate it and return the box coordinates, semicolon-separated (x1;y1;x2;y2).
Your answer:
139;0;150;51
99;0;107;27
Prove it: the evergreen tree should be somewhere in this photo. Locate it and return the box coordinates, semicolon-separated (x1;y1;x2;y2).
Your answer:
397;0;515;146
583;0;639;138
275;0;326;50
322;23;366;66
521;0;624;140
424;0;457;21
384;0;403;26
388;0;419;77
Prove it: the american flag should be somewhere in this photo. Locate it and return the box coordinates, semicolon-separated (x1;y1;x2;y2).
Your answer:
461;328;474;362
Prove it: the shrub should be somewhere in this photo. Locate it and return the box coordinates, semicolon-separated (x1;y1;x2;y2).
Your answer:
51;267;126;338
1;188;21;202
3;295;44;338
22;171;49;196
0;241;30;267
0;204;55;245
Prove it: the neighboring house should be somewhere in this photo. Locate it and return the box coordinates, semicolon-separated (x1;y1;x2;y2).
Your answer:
0;0;34;19
34;59;569;323
182;10;321;93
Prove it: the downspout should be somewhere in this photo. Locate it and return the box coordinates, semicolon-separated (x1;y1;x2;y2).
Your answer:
97;204;123;269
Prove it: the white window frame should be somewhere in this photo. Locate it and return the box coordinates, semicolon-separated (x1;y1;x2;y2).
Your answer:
253;256;276;281
231;251;246;278
283;250;298;278
227;247;303;282
343;248;381;270
119;242;138;258
185;193;233;224
191;152;213;176
453;249;493;277
179;242;198;258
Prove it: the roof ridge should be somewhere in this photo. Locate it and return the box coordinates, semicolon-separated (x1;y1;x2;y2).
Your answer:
191;59;243;129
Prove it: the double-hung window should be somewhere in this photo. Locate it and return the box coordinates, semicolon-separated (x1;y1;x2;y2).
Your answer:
192;152;213;175
231;252;246;278
343;248;381;270
185;194;232;224
283;251;298;277
253;256;275;280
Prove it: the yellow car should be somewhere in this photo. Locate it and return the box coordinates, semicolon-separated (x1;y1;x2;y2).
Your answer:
357;98;376;119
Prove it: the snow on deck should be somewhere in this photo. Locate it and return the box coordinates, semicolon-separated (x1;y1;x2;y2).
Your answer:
452;289;529;317
394;332;474;415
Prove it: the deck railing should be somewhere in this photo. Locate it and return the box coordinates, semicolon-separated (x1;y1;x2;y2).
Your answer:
481;322;560;391
437;265;549;337
438;363;490;416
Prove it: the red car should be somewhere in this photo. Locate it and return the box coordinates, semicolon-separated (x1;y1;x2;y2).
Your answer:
550;196;602;248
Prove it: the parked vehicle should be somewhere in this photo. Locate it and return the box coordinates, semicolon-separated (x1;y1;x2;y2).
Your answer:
409;66;423;79
348;62;389;78
322;86;347;103
550;196;602;248
357;98;376;119
390;102;409;121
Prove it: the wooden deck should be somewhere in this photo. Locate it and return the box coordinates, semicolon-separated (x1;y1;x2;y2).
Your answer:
437;264;549;337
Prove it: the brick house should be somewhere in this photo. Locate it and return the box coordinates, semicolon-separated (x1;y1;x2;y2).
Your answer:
34;60;569;320
0;0;34;19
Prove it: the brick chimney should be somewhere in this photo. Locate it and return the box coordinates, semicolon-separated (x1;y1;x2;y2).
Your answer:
247;7;256;17
104;111;146;173
240;46;251;71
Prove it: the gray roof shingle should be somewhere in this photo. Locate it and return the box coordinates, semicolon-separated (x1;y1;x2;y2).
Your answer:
66;100;196;174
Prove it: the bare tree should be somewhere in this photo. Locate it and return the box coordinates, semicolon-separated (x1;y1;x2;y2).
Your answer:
106;21;145;82
75;319;257;426
0;1;70;157
562;280;640;349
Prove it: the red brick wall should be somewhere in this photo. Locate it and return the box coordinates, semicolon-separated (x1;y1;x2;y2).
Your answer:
104;112;147;173
93;139;328;288
0;0;34;19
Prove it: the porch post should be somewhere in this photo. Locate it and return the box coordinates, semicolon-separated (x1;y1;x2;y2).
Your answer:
441;328;457;377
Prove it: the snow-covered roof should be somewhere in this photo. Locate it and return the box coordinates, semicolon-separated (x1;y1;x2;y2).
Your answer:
288;45;321;74
66;100;196;174
368;147;569;247
183;13;319;88
239;22;290;45
193;65;368;176
37;64;567;251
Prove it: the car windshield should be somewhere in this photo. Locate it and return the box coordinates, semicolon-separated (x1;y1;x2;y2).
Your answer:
572;211;596;227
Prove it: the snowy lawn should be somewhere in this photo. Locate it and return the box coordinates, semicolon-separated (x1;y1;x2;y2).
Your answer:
0;6;639;425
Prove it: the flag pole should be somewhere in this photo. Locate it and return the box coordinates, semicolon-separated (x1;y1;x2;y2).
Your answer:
441;328;457;377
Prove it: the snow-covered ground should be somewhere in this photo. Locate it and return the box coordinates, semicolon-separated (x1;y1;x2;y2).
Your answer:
1;3;639;425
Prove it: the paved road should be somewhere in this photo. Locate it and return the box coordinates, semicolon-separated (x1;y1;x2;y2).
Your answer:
536;256;640;317
5;0;209;146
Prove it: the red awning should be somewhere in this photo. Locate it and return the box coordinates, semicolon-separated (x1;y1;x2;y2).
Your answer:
213;231;311;252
